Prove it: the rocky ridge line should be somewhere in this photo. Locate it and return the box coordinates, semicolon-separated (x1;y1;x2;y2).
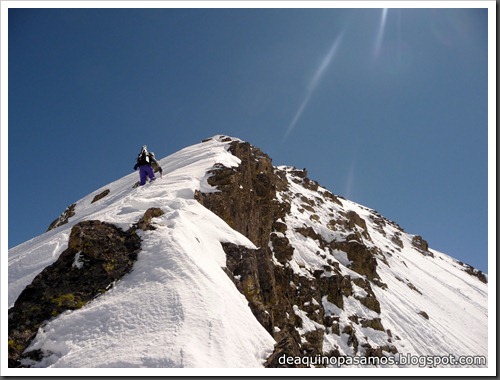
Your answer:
195;137;399;367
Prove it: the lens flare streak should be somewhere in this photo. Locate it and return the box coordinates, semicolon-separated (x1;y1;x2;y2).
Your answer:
374;8;389;58
284;33;343;139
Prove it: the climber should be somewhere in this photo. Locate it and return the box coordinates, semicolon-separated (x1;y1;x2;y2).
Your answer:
134;145;163;186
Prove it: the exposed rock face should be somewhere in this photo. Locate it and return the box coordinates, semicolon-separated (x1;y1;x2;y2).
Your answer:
134;207;165;231
456;260;488;284
195;137;395;367
8;208;163;368
196;140;288;248
47;203;76;231
411;235;432;257
91;189;110;203
222;242;276;334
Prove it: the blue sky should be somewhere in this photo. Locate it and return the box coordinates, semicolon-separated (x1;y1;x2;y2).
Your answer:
6;4;491;273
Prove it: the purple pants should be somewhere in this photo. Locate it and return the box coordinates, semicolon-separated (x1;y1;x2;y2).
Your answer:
139;164;156;186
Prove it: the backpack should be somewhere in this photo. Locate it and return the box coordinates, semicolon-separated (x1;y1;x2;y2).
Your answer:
137;148;150;166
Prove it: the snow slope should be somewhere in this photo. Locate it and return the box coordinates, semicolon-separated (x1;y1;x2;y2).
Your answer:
8;136;275;369
6;135;490;373
275;166;488;365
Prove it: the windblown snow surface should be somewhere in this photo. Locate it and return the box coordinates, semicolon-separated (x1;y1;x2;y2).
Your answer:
6;135;491;375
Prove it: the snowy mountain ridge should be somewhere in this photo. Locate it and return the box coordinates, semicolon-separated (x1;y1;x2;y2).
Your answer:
7;135;488;372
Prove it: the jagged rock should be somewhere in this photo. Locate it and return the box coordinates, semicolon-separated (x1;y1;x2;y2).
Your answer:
194;140;398;366
133;207;164;231
359;296;381;314
8;207;163;368
321;189;343;206
345;210;371;241
342;325;359;353
317;273;352;310
290;168;308;179
349;314;359;324
273;221;288;234
411;235;433;257
391;232;404;250
370;213;387;236
407;282;422;295
295;225;321;240
303;177;319;192
195;141;289;248
352;278;381;313
364;344;398;357
458;262;488;284
264;328;306;368
91;189;110;204
418;311;430;320
270;233;294;264
332;240;380;282
466;268;487;284
360;317;385;331
302;329;325;356
325;316;341;335
221;242;276;334
47;203;76;231
326;211;371;241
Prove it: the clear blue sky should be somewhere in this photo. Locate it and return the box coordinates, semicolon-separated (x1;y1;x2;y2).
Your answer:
7;5;490;273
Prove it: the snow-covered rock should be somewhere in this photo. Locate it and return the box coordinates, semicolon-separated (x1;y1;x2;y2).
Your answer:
7;135;488;372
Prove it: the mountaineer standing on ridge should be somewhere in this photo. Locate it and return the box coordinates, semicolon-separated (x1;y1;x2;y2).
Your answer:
134;145;163;186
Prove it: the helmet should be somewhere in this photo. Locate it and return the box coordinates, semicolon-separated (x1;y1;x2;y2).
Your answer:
150;152;155;157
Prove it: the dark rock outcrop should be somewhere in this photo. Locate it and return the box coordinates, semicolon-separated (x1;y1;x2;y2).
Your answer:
411;235;432;257
222;242;276;334
91;189;110;204
134;207;164;231
457;261;488;284
195;140;288;248
463;266;487;284
418;310;430;320
8;208;163;368
47;203;76;231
